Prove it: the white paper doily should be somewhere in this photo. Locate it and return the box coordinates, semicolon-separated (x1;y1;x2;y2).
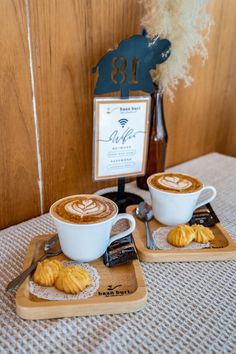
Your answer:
152;227;210;250
29;261;100;301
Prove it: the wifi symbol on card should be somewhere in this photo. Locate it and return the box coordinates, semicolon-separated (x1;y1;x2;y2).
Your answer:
118;118;128;128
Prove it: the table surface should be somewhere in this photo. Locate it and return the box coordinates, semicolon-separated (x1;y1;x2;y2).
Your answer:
1;153;236;354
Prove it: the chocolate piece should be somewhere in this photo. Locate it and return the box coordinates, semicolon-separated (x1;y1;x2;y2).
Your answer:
103;234;138;267
189;203;220;227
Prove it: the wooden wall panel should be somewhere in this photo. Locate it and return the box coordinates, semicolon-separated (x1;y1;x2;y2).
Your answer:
0;0;40;229
214;0;236;157
28;0;142;212
165;0;236;167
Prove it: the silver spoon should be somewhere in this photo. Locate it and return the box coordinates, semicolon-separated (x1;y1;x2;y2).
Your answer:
136;202;156;250
6;234;61;291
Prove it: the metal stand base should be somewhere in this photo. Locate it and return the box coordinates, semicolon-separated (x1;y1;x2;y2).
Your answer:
102;191;143;213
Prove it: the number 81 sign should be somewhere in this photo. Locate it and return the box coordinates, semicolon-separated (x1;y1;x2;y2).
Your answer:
111;57;139;85
92;34;171;98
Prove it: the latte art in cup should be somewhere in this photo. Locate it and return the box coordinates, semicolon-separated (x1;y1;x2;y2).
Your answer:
51;195;117;224
149;172;203;194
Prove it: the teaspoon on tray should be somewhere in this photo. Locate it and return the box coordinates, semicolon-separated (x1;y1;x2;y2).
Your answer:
6;234;61;291
136;202;156;250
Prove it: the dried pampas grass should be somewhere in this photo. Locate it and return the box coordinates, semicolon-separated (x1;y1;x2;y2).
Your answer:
140;0;213;100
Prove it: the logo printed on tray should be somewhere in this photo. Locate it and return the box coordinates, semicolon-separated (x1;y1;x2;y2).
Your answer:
98;284;131;297
158;176;192;190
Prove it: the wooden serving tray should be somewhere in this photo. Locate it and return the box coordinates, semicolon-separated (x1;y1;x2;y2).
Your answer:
127;205;236;263
16;234;147;320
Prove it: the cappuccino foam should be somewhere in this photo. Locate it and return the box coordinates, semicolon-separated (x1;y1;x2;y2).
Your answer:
51;195;117;224
149;173;203;193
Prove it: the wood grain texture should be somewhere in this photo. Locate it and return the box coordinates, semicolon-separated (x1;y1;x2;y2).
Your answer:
16;234;147;320
213;0;236;157
28;0;143;212
127;205;236;263
165;0;236;166
0;0;40;228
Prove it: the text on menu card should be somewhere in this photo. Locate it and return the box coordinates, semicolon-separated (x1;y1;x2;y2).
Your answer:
93;97;150;180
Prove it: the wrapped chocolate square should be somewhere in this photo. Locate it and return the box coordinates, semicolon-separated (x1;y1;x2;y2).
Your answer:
103;234;138;267
189;203;220;227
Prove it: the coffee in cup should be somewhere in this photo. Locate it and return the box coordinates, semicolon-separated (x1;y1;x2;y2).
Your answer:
51;195;117;224
147;172;217;226
50;195;136;262
149;172;203;194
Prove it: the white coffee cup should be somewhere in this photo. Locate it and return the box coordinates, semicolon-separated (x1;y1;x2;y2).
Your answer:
50;195;136;262
147;173;217;226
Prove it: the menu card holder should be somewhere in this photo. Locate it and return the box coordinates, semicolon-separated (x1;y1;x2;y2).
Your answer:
92;33;171;211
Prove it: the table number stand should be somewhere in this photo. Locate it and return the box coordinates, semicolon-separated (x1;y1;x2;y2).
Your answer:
92;32;171;211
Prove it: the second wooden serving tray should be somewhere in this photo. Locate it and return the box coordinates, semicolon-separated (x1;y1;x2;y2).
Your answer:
127;205;236;263
16;234;147;320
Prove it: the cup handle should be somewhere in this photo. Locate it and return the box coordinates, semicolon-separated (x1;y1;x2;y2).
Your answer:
109;213;136;245
195;186;217;210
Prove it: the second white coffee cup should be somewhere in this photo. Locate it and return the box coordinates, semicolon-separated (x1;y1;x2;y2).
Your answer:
147;173;217;226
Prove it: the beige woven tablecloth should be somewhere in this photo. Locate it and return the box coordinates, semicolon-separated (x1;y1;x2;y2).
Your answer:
1;153;236;354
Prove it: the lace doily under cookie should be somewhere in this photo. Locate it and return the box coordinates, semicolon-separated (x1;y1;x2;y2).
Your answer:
153;227;210;250
29;261;100;301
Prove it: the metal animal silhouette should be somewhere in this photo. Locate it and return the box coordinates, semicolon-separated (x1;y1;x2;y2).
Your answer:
92;34;171;98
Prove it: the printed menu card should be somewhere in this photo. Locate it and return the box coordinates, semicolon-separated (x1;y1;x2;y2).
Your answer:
93;97;150;180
